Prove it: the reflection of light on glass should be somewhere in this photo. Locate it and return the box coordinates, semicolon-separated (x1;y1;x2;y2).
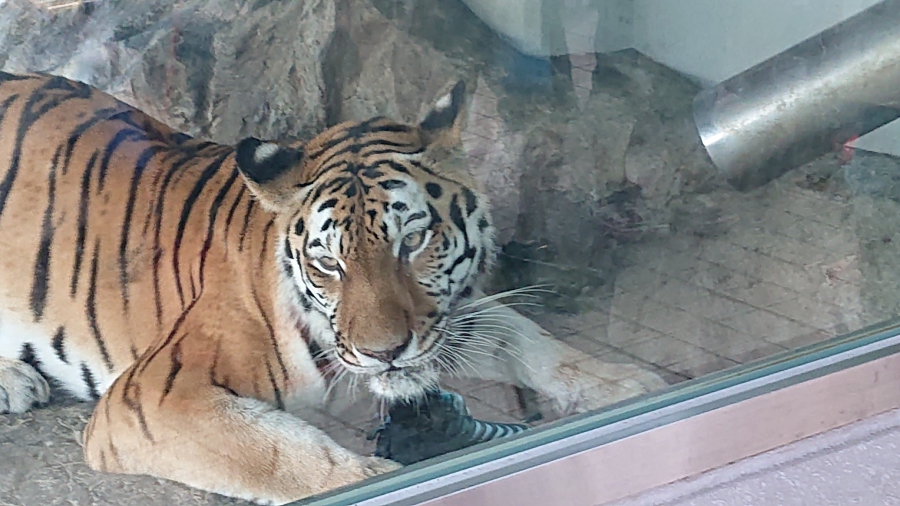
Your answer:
31;0;97;10
703;130;727;146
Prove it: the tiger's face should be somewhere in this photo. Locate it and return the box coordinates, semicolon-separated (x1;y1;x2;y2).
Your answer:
235;82;495;402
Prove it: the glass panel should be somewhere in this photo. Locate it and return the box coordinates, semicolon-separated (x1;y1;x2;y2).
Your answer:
0;1;898;505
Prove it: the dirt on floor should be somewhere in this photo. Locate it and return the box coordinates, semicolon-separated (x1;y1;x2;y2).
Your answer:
0;396;243;506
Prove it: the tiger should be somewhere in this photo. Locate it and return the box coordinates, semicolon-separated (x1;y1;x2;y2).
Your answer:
0;71;667;504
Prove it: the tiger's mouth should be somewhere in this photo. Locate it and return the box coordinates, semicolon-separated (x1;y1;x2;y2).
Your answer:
324;298;480;401
366;363;440;402
328;330;447;402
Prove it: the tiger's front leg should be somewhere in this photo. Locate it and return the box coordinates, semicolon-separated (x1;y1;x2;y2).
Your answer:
81;336;400;505
459;292;668;415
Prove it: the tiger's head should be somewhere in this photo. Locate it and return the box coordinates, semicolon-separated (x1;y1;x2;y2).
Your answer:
234;82;495;402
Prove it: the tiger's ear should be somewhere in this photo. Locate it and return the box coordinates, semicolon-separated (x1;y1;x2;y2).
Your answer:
235;137;308;212
418;80;467;149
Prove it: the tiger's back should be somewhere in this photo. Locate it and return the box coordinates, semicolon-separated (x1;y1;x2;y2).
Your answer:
0;71;270;403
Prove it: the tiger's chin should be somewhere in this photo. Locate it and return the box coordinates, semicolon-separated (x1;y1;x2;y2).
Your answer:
366;365;439;403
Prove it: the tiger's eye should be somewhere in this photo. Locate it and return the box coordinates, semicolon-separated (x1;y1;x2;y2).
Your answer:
317;256;341;273
399;230;427;262
402;231;426;251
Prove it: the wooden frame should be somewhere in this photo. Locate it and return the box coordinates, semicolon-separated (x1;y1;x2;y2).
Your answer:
420;351;900;506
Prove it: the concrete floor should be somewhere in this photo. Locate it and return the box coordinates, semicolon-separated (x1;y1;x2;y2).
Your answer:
610;408;900;506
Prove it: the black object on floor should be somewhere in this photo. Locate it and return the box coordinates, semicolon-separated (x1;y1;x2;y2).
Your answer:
369;389;530;465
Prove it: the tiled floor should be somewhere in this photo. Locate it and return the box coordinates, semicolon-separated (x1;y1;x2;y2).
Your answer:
525;182;863;383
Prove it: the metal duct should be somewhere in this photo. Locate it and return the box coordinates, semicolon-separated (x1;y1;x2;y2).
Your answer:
692;0;900;190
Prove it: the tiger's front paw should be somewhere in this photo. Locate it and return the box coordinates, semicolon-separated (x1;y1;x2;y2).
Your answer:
545;359;668;415
326;453;402;491
250;452;401;505
0;357;51;414
361;455;403;477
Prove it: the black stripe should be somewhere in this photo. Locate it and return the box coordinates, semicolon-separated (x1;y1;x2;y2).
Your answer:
265;360;285;411
197;168;240;289
118;147;159;311
97;129;147;190
293;215;305;236
305;274;324;290
70;150;99;297
52;326;67;364
209;341;240;396
305;121;410;161
445;246;477;275
250;286;290;398
0;72;34;83
318;198;338;211
120;369;154;442
171;151;231;306
160;340;183;401
81;362;100;400
404;211;427;225
306;134;353;160
138;149;181;238
151;152;202;323
308;176;352;204
0;94;19;131
365;146;425;156
222;185;247;239
427;203;443;230
258;218;276;266
62;107;119;176
19;342;39;370
137;293;203;377
323;138;421;163
463;188;477;215
238;198;256;252
86;239;114;371
449;194;469;242
312;159;351;179
380;160;410;175
378;179;406;190
0;77;90;224
30;144;62;322
360;137;419;149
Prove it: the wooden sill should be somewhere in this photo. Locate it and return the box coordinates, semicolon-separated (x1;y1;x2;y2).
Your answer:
421;352;900;506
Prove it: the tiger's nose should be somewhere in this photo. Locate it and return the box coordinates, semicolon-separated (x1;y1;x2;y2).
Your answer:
357;338;411;363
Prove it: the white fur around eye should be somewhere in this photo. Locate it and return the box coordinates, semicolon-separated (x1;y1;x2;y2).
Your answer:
253;142;281;163
434;93;452;111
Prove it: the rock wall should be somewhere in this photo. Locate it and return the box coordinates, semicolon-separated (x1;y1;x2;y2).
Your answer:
0;0;723;294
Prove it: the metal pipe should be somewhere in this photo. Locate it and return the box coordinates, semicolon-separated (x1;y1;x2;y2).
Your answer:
692;0;900;190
